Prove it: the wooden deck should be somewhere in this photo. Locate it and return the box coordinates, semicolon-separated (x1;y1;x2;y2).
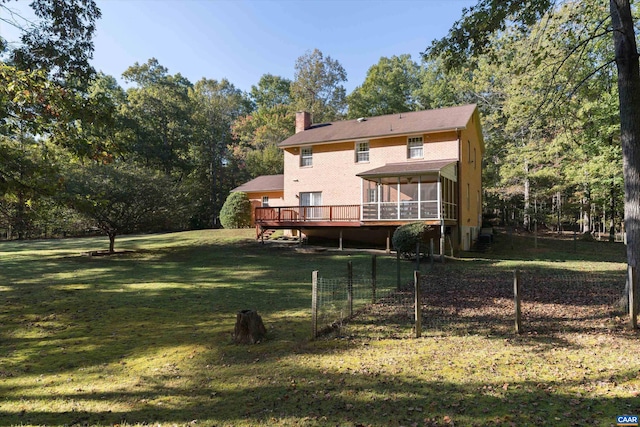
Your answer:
255;204;457;228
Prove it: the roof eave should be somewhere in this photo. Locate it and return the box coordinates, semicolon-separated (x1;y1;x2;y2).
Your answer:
279;125;468;149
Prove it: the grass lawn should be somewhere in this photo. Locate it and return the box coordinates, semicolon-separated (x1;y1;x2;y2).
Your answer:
0;229;638;426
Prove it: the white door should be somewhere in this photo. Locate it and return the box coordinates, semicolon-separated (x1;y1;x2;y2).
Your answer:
300;192;322;219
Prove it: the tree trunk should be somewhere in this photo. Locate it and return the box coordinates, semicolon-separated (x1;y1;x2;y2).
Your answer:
582;191;591;234
556;191;562;234
611;0;640;306
523;161;530;231
233;310;267;344
108;231;116;253
610;177;616;242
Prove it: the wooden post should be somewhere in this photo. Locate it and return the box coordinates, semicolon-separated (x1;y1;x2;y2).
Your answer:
440;223;446;263
429;238;434;268
312;270;318;339
514;270;522;334
347;261;353;317
339;229;343;251
414;270;422;338
386;230;391;254
415;241;421;272
630;266;638;329
371;255;377;304
396;249;401;290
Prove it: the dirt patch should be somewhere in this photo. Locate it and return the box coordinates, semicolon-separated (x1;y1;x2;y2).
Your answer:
84;249;135;257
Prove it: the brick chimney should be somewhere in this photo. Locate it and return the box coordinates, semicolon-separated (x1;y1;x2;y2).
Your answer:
295;111;312;133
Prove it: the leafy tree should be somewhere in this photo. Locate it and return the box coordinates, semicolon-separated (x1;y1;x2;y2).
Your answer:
425;0;639;300
219;191;251;229
3;0;101;86
291;48;347;123
347;55;421;118
231;73;294;179
0;134;59;239
249;74;292;110
425;0;640;310
121;58;193;175
231;103;292;177
76;72;129;162
63;162;185;253
187;78;250;228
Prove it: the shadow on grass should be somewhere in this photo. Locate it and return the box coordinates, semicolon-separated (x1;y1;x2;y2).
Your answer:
1;365;638;426
474;229;628;264
0;230;636;426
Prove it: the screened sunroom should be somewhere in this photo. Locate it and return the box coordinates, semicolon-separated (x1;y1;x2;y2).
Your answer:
357;160;458;222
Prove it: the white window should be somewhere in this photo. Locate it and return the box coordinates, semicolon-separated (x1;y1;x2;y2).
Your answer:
356;141;370;163
366;188;378;203
262;196;269;207
300;147;312;167
407;136;423;159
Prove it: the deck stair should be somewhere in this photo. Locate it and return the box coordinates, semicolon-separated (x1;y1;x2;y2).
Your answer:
256;227;276;241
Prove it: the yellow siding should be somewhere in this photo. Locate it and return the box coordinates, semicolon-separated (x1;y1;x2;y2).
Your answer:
457;109;485;248
246;191;285;226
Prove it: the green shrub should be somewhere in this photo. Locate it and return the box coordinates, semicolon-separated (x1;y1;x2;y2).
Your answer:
392;222;433;257
220;192;252;229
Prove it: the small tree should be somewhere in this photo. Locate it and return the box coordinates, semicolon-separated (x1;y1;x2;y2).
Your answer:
392;222;433;258
63;163;184;253
220;192;252;229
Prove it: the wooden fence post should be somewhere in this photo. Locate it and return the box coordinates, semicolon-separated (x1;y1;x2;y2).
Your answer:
312;270;318;339
514;270;522;334
347;261;353;317
629;266;638;330
396;250;401;290
371;255;377;304
415;270;422;338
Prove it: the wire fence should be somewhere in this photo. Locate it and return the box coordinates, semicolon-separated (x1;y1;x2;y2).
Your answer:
313;261;631;339
311;270;398;337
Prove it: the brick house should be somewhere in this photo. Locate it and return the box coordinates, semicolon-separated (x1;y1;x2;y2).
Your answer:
231;174;284;226
235;104;485;253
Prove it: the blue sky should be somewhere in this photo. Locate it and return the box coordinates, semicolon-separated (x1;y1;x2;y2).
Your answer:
2;0;476;94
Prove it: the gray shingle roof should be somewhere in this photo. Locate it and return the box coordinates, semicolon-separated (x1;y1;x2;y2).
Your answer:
232;174;284;193
279;104;477;147
356;160;457;178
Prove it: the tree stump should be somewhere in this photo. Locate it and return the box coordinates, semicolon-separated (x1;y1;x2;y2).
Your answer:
233;309;267;344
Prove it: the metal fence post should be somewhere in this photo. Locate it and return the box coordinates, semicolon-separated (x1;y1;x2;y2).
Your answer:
312;270;318;339
415;270;422;338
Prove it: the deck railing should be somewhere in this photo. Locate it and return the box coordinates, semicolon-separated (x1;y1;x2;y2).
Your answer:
256;205;361;223
256;201;457;224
